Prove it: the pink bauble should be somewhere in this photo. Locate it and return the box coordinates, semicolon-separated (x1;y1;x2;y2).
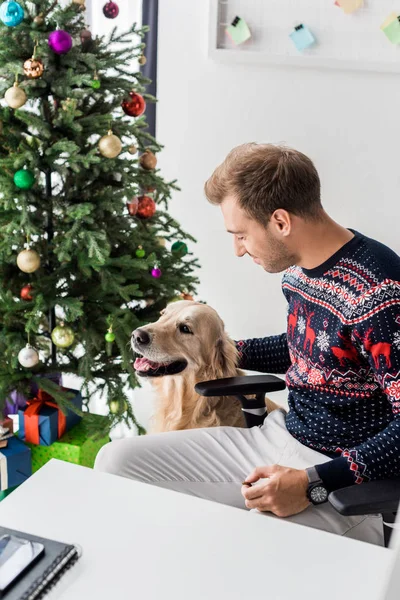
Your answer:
103;1;119;18
48;30;73;54
151;267;162;278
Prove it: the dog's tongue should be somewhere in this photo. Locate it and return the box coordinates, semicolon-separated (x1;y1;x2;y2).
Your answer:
134;357;163;372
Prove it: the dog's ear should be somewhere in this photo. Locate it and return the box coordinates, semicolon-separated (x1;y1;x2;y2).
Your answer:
209;334;238;378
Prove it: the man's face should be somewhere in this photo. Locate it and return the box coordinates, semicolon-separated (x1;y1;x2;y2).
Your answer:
220;195;296;274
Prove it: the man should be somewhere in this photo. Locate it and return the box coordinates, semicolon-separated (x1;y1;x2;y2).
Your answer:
95;143;400;545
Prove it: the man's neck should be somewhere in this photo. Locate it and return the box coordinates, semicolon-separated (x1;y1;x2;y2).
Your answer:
296;215;354;271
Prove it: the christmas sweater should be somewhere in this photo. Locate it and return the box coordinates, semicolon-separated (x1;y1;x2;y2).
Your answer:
237;231;400;492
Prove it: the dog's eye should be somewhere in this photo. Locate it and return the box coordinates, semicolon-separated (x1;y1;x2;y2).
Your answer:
179;324;193;335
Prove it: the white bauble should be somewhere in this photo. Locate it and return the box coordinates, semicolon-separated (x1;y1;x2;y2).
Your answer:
18;345;39;368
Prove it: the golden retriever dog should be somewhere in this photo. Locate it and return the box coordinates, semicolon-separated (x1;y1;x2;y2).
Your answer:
132;300;280;432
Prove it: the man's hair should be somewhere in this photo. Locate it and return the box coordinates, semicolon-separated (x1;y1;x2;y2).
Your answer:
204;143;323;225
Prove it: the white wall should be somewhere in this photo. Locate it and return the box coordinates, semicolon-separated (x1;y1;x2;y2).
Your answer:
157;0;400;343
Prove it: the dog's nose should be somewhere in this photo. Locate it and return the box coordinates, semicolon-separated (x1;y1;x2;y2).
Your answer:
133;328;151;346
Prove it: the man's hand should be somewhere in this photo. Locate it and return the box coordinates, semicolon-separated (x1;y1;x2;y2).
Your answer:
241;465;310;518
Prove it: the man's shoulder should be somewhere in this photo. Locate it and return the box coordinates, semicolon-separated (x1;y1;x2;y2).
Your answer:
357;232;400;283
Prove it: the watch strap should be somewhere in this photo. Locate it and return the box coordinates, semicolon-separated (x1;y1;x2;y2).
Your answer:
306;466;321;484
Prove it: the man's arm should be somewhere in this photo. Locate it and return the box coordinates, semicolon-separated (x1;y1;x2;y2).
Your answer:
235;333;291;373
315;294;400;492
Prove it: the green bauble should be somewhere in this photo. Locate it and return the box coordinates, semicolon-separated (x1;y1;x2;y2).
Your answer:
91;79;101;89
14;169;35;190
135;247;145;258
171;241;188;257
51;325;75;348
109;400;128;415
105;331;115;342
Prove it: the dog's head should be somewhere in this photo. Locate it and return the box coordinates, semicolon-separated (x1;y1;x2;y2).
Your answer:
132;300;238;379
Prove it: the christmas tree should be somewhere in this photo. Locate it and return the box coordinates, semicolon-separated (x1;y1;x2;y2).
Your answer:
0;0;199;435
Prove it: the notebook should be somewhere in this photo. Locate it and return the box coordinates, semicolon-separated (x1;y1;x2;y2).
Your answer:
0;526;80;599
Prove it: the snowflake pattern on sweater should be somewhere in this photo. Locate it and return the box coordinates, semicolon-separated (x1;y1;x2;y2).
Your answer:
237;231;400;492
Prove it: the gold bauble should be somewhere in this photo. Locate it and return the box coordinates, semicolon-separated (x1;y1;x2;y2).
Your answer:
156;237;166;247
23;58;44;79
5;84;27;109
138;55;147;65
99;130;122;159
140;150;157;170
128;145;138;155
17;249;41;273
33;14;44;25
72;0;85;4
51;325;75;349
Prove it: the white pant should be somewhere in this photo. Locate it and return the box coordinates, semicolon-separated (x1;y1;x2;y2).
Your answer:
95;408;383;546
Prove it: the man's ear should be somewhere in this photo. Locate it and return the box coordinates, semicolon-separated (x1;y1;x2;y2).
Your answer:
270;209;291;237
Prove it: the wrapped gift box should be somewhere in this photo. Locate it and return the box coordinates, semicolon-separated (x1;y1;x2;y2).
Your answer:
27;414;109;473
18;389;82;446
4;373;62;416
0;436;31;491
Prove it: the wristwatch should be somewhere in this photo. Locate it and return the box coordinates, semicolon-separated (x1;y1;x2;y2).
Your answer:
305;466;329;505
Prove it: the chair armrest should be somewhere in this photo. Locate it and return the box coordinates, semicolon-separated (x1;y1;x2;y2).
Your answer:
329;479;400;516
194;375;286;397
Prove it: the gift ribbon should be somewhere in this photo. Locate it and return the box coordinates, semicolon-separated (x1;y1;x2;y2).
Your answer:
0;452;8;491
24;390;67;445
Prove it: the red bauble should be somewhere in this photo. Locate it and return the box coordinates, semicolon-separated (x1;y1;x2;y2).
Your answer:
136;196;156;219
103;1;119;18
20;284;33;301
121;92;146;117
126;197;139;216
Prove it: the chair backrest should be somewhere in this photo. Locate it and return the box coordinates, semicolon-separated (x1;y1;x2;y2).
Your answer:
381;504;400;599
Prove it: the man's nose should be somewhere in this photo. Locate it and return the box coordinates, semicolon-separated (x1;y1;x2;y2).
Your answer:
233;237;246;258
132;328;151;345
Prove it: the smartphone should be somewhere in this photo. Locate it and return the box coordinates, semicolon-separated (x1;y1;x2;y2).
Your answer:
0;534;44;596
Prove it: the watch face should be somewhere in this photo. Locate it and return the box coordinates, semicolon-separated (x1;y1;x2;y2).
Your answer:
310;485;328;504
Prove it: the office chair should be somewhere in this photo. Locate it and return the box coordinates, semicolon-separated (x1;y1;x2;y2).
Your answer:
195;374;400;547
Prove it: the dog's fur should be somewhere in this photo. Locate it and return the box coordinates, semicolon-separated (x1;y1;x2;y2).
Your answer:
132;301;280;433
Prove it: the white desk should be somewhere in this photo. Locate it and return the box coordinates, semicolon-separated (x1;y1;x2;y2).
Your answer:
0;460;392;599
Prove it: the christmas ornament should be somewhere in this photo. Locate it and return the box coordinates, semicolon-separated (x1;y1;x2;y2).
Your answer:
156;237;166;247
61;97;77;111
14;169;35;189
121;91;146;117
136;195;156;219
48;30;73;54
140;151;157;170
151;266;162;278
17;248;40;273
171;241;188;257
80;28;91;43
128;145;138;155
138;55;147;66
51;324;75;348
33;13;44;25
181;292;194;301
72;0;85;5
126;197;138;216
99;130;122;158
103;1;119;18
23;57;44;79
20;284;33;301
135;246;145;258
0;0;24;26
91;74;100;89
109;399;128;414
105;329;115;342
18;344;39;368
4;83;27;109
